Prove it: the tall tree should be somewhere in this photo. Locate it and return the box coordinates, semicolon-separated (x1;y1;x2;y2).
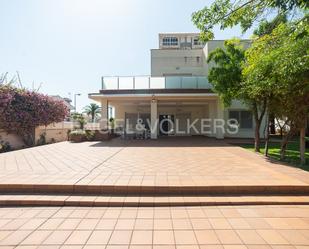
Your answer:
83;103;101;123
243;19;309;164
207;39;267;152
192;0;308;42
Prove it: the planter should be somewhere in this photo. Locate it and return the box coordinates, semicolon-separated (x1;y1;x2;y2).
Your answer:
69;133;85;143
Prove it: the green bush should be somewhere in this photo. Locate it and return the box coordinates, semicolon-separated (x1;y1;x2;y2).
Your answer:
85;130;95;141
69;130;95;142
0;140;12;153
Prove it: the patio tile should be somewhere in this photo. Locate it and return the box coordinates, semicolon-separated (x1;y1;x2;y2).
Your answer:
131;230;152;245
43;230;72;245
174;230;197;245
87;230;112;245
195;230;220;244
153;230;174;245
64;231;92;245
256;230;289;245
109;230;132;245
154;219;173;230
215;230;242;245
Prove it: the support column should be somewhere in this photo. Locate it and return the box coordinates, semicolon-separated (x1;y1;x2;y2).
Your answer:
215;99;224;139
100;99;109;131
150;99;158;139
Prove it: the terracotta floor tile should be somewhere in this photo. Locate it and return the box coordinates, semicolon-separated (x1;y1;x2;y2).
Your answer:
154;219;173;230
129;246;152;249
199;246;223;249
20;219;46;230
176;246;200;249
115;219;135;230
131;230;152;245
21;230;52;245
105;246;128;249
84;246;106;249
194;230;220;244
39;219;64;230
0;231;31;246
43;230;72;245
191;219;212;229
215;230;242;245
245;218;272;229
153;246;176;249
174;230;197;245
236;230;266;244
109;230;132;245
58;219;81;230
64;231;92;245
87;230;112;245
278;230;309;245
153;230;174;245
172;219;192;230
134;219;153;230
96;219;117;230
256;230;289;245
76;219;98;230
209;218;232;229
222;246;247;249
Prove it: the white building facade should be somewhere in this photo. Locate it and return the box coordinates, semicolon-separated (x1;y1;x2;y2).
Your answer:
89;33;264;139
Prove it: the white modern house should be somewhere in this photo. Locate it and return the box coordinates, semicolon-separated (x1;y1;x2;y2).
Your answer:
89;33;264;139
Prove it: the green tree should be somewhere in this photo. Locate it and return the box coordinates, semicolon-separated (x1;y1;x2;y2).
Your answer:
83;103;101;123
207;39;267;152
243;20;309;164
192;0;308;42
72;112;87;130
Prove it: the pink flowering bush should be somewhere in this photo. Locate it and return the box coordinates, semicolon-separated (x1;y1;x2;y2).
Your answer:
0;85;68;146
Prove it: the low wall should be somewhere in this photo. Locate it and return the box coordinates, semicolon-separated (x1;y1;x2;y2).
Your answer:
0;130;25;149
35;122;101;143
1;122;102;150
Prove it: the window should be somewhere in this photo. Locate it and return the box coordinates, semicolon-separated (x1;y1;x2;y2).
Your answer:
194;37;201;45
162;37;178;46
229;110;253;129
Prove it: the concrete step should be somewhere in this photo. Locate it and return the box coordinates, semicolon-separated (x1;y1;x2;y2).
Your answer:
0;184;309;195
0;194;309;207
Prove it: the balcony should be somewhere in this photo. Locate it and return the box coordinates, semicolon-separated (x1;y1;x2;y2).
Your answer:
101;76;212;90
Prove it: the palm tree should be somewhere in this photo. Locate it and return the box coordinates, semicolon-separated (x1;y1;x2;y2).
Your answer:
83;103;101;122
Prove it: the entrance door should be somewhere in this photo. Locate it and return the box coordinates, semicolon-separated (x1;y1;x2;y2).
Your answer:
176;113;191;136
159;115;174;136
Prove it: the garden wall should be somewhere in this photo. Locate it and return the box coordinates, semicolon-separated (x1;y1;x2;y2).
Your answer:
35;122;100;143
0;129;25;149
1;122;101;150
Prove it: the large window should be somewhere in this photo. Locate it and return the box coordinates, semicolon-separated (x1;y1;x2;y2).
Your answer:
162;37;178;46
229;110;253;129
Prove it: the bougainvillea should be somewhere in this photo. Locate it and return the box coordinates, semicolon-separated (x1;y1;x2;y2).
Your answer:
0;85;68;146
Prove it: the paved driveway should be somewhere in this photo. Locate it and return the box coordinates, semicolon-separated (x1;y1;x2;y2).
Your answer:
0;137;308;191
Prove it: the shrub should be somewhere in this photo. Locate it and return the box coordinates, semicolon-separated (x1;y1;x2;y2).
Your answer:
85;130;95;140
37;132;47;146
72;113;87;129
69;130;95;142
0;85;68;146
0;140;11;153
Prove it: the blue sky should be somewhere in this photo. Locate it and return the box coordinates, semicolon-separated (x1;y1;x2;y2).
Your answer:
1;0;255;111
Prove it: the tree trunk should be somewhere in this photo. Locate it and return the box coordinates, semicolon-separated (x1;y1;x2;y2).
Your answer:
269;113;276;134
300;126;306;165
264;114;270;156
280;135;289;160
254;121;261;152
280;128;294;160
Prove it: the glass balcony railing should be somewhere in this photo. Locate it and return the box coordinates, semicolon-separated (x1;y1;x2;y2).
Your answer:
101;76;212;90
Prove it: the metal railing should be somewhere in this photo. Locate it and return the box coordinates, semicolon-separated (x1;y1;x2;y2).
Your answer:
101;76;212;90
